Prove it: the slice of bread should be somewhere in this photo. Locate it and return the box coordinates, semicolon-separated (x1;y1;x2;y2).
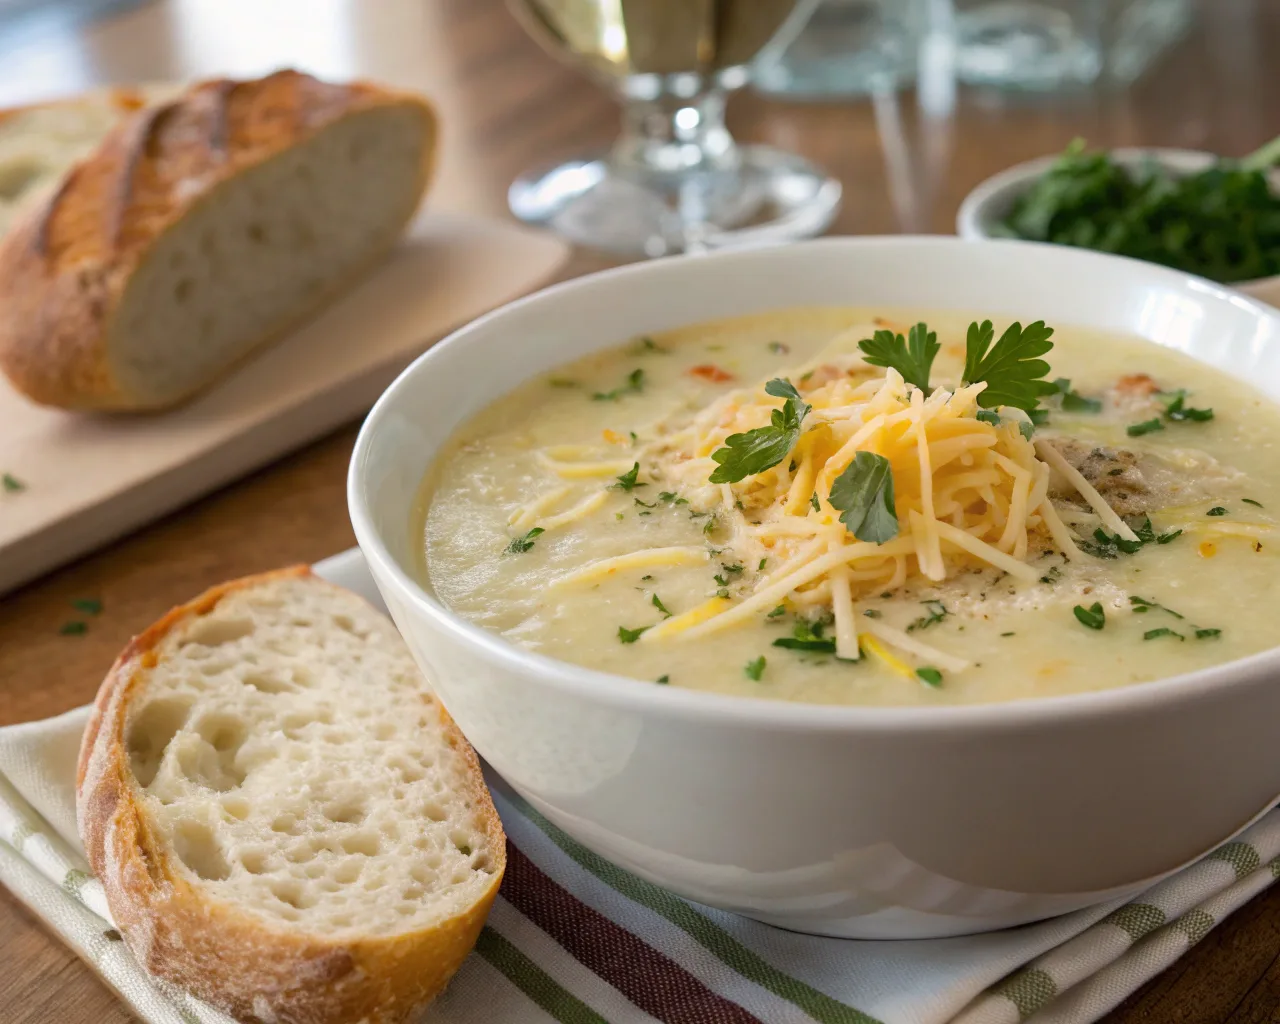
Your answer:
0;70;436;412
77;567;505;1024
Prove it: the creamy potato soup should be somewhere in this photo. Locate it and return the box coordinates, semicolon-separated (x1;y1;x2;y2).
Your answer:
418;309;1280;706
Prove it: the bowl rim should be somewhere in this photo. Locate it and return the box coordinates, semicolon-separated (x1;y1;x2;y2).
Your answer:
349;234;1280;733
955;147;1280;290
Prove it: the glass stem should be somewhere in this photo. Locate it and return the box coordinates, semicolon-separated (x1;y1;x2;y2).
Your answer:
611;91;739;180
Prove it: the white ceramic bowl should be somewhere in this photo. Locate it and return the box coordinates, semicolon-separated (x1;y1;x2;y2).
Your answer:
957;148;1280;308
349;237;1280;939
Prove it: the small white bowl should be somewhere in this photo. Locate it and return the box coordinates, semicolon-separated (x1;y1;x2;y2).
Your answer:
957;148;1280;308
349;237;1280;939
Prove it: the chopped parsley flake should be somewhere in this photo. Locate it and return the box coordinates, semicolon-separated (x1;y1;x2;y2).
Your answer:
810;492;820;512
1144;627;1185;641
547;377;580;388
651;594;673;618
976;409;1002;427
630;431;638;445
593;368;645;401
767;605;787;618
59;621;87;636
70;598;103;616
1052;377;1103;413
1243;498;1264;508
916;667;943;687
1156;529;1182;544
1195;628;1222;639
758;558;768;570
2;472;24;493
702;516;718;537
907;600;948;632
1127;418;1165;437
1158;389;1214;422
1073;602;1106;630
504;527;544;554
863;608;882;618
658;491;688;505
716;587;730;599
635;336;664;353
1207;506;1227;516
1001;631;1016;637
744;656;767;681
612;462;645;491
1130;595;1183;618
618;625;649;643
768;341;790;354
656;674;670;684
773;637;836;653
634;497;657;508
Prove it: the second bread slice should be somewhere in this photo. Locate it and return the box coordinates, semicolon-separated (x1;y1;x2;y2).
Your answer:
77;567;504;1024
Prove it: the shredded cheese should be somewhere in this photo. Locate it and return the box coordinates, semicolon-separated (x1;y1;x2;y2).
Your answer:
520;331;1116;682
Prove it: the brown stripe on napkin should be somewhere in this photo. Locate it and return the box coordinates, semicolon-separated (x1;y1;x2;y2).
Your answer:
502;844;765;1024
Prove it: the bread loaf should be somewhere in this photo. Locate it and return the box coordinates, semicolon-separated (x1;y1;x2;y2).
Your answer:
77;567;504;1024
0;71;436;411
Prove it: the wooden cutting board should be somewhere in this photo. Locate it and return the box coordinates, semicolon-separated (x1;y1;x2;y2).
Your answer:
0;210;569;595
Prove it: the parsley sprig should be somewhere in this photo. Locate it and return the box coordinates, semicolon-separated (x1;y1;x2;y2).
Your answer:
504;527;544;554
708;379;810;484
828;452;898;544
962;320;1058;411
857;322;939;392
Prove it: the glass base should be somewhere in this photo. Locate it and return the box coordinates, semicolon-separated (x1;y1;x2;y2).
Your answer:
508;144;842;258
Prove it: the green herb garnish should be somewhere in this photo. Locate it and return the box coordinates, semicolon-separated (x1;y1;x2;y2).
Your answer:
504;527;545;554
863;608;883;618
916;667;943;687
996;138;1280;285
1126;417;1164;437
593;368;645;401
1073;602;1106;630
907;600;948;632
1207;506;1228;516
708;379;810;484
1195;628;1222;639
1159;390;1214;423
71;598;103;616
1144;627;1185;641
1129;595;1184;618
858;322;940;393
651;594;673;618
635;336;664;354
1243;498;1264;508
768;341;789;354
810;492;821;512
758;558;768;570
828;451;898;544
767;605;787;618
962;320;1057;412
656;674;670;684
2;472;25;493
612;462;645;491
548;377;580;388
618;625;649;643
1156;529;1182;544
975;409;1001;427
773;637;836;654
1052;377;1102;413
744;656;767;681
59;621;87;636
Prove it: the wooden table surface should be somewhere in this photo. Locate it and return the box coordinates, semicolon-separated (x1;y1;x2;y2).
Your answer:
3;0;1280;1021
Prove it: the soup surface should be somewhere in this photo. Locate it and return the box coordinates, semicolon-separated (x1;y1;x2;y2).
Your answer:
420;308;1280;706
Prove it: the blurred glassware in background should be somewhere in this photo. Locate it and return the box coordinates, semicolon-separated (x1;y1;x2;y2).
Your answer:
506;0;841;257
951;0;1192;90
752;0;921;99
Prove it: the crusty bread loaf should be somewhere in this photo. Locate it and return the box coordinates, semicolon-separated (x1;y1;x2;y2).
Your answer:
77;567;505;1024
0;70;436;411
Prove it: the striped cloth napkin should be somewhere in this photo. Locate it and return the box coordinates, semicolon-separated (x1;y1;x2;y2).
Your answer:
1;548;1278;1024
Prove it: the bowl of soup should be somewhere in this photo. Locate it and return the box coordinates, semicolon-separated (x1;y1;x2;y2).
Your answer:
348;237;1280;939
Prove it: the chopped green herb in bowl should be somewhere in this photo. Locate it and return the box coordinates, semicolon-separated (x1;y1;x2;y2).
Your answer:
959;138;1280;289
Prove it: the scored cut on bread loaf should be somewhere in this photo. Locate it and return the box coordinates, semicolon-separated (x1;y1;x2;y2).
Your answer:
0;85;179;240
77;567;505;1024
0;70;436;412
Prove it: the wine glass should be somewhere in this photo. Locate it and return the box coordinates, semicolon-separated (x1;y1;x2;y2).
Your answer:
507;0;842;257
